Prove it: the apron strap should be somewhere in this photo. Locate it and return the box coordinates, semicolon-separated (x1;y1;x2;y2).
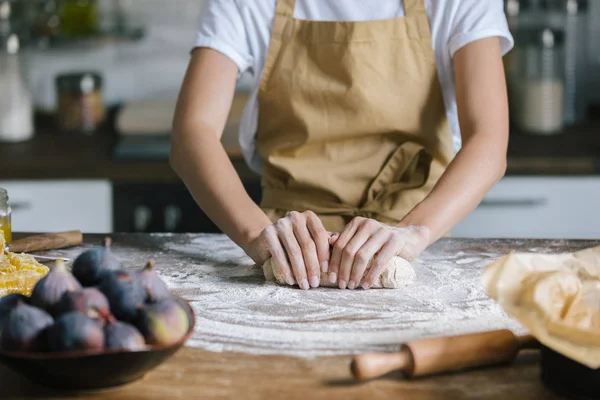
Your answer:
404;0;426;16
275;0;295;17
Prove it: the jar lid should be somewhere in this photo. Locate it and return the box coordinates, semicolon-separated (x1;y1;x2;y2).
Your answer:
56;73;103;94
518;27;565;48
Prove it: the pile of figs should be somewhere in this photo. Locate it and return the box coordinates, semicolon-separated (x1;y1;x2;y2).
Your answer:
0;238;190;354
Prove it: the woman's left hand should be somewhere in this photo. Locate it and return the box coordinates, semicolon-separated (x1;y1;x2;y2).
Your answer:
328;217;430;290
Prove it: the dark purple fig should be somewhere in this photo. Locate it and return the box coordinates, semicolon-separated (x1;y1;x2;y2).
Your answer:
104;315;147;352
0;301;53;352
47;312;104;352
135;298;189;347
138;260;171;302
72;237;121;287
30;260;82;315
0;294;28;329
55;288;110;320
98;270;145;322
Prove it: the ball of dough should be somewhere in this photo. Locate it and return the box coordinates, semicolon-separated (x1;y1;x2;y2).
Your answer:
262;256;415;289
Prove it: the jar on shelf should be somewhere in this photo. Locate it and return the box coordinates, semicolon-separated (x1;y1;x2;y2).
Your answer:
0;188;12;243
559;0;589;125
0;1;34;143
56;72;106;134
512;27;565;135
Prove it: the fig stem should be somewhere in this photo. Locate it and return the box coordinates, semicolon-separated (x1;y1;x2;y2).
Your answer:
144;259;156;271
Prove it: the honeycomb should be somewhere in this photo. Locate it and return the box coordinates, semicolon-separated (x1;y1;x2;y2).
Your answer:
0;231;49;297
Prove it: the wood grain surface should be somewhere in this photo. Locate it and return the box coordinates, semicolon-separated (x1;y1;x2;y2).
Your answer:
0;347;560;400
1;233;583;399
9;231;83;253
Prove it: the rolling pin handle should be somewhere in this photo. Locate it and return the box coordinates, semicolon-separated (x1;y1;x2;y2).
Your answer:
350;347;414;380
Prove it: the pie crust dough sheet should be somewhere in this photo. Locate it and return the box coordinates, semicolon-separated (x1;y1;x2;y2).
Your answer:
53;234;530;358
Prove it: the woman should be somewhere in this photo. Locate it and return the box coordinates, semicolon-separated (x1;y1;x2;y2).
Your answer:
170;0;513;290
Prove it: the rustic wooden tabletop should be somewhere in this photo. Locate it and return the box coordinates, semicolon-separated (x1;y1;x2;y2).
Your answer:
2;233;591;399
0;347;560;400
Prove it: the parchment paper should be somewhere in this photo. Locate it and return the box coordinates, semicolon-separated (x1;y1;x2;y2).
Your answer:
482;246;600;368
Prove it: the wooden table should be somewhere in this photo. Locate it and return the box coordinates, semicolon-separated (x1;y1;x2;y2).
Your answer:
0;347;559;399
0;233;583;399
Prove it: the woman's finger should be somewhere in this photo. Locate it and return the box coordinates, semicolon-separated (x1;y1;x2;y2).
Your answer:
350;230;389;288
306;211;331;274
362;238;399;289
276;218;310;290
329;219;360;284
263;226;295;286
338;225;374;289
290;213;321;288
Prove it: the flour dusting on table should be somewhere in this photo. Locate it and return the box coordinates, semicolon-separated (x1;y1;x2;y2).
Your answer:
49;234;548;358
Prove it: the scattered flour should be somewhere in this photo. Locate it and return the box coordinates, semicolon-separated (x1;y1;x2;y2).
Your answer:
46;234;535;358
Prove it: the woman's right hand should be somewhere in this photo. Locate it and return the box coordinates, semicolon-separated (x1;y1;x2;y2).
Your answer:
244;211;331;290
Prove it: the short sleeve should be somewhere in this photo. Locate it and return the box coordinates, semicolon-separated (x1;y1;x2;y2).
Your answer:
195;0;254;75
447;0;514;58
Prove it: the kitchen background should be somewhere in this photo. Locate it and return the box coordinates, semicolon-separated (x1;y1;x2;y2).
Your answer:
1;0;600;240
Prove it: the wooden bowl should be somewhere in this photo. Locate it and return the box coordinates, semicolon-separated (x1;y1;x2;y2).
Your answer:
0;296;195;391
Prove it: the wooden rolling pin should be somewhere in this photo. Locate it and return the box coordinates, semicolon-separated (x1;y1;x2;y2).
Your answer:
6;230;83;253
351;329;539;380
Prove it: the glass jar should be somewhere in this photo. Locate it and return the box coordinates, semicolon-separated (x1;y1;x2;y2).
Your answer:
0;188;12;243
513;27;565;135
0;2;34;143
561;0;589;125
56;72;105;134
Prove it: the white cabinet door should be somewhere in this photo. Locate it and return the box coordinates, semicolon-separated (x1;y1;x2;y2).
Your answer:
452;177;600;239
0;180;113;234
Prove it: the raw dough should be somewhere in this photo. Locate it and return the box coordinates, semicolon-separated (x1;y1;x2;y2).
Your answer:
262;256;415;289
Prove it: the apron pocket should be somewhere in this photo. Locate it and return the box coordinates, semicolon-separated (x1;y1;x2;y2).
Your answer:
362;141;433;221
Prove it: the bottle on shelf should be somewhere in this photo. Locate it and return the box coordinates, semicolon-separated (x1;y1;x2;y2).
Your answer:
0;0;34;143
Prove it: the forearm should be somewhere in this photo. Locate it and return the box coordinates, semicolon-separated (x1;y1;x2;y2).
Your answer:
398;133;506;243
170;125;272;251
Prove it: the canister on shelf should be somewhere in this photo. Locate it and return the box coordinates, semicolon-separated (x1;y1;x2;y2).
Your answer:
562;0;589;125
512;27;565;135
0;188;12;244
56;72;105;134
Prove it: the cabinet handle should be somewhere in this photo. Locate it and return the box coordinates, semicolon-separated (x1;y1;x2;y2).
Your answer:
479;198;547;208
164;205;182;232
134;206;152;232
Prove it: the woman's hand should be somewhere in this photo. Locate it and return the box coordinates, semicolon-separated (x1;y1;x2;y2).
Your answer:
245;211;331;290
328;217;430;290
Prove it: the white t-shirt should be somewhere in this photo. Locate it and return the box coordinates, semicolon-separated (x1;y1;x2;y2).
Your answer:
195;0;514;174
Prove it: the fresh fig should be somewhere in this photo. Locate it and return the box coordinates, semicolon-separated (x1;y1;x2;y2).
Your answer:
55;288;110;320
98;270;146;322
0;294;28;329
104;315;147;352
138;260;171;302
135;298;190;347
47;312;104;352
72;237;120;287
0;301;53;352
30;260;82;315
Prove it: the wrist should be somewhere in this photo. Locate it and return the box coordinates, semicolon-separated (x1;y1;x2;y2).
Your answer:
239;218;272;253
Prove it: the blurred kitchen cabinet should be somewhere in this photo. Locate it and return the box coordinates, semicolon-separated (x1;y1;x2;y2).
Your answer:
112;180;262;233
0;180;112;234
452;177;600;239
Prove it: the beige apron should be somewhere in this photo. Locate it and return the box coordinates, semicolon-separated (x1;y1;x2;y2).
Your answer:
257;0;455;233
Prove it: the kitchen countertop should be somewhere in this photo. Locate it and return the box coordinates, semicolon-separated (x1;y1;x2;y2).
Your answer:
1;96;600;182
1;232;595;399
